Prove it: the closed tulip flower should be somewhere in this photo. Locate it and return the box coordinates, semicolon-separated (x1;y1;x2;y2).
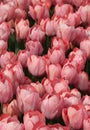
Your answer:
16;85;41;113
0;114;25;130
24;111;45;130
27;55;46;76
0;72;13;103
15;19;29;41
62;104;88;129
40;94;64;119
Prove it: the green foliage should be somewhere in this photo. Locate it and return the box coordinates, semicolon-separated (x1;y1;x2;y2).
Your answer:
46;116;65;126
8;33;16;52
42;35;52;54
8;33;25;54
49;5;54;18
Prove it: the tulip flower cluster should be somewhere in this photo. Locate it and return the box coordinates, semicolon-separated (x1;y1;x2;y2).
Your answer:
0;0;90;130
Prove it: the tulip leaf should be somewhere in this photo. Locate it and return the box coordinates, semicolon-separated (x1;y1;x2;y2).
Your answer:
49;5;54;18
42;35;52;54
8;33;16;52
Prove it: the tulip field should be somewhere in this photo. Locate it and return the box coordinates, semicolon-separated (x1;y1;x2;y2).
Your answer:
0;0;90;130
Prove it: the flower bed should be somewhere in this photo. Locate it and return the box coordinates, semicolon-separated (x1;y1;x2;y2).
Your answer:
0;0;90;130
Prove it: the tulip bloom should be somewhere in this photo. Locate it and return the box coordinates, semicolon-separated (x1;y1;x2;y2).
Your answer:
27;55;46;76
41;94;64;119
62;104;88;129
24;111;45;130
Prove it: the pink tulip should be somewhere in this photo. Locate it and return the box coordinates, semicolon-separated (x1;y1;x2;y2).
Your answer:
16;0;28;9
0;40;7;55
40;94;64;119
17;50;30;67
27;25;45;43
64;0;86;7
9;62;25;85
54;4;73;18
83;118;90;130
48;48;65;65
15;19;29;40
62;104;88;129
0;51;17;68
66;12;81;26
0;1;16;23
51;37;69;52
82;95;90;116
14;8;26;20
30;82;45;97
61;63;78;85
70;88;81;99
3;99;21;117
46;63;61;80
0;22;10;41
26;40;43;55
42;78;69;95
78;5;90;24
0;72;13;103
82;95;90;106
0;114;25;130
75;71;89;91
45;19;58;36
56;21;74;41
16;85;41;113
80;39;90;60
27;55;46;76
24;111;45;130
3;62;25;93
71;27;87;44
42;78;54;94
62;89;81;107
53;79;70;94
68;47;86;72
28;4;49;21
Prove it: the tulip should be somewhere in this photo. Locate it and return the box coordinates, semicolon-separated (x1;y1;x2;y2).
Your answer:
15;19;29;41
0;114;25;130
16;85;41;113
26;40;43;56
3;99;21;117
24;111;45;130
0;40;7;55
0;72;13;103
54;4;73;18
40;94;64;119
27;55;46;76
0;22;10;41
0;51;17;68
62;104;88;129
48;48;65;65
80;39;90;60
46;63;61;80
27;25;45;43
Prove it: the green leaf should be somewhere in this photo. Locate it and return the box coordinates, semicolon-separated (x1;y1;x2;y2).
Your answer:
42;35;52;55
8;33;16;52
